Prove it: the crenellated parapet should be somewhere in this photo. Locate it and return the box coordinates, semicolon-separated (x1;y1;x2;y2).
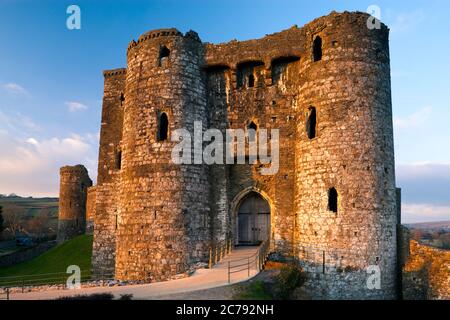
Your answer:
88;11;399;299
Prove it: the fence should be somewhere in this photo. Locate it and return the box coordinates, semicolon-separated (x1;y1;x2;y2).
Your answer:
227;239;270;283
208;237;233;268
0;271;115;300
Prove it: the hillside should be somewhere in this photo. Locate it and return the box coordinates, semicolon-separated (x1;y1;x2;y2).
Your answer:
0;195;58;218
405;221;450;231
0;235;93;286
0;195;59;239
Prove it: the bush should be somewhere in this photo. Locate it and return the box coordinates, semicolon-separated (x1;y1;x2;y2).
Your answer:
56;293;133;300
274;264;306;300
234;281;273;300
57;293;115;300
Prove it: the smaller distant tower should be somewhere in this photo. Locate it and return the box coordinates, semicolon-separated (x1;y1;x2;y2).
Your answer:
57;165;92;242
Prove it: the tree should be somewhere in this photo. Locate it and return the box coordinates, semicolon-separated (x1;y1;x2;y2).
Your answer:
25;211;50;240
0;206;4;239
410;229;423;241
2;204;24;237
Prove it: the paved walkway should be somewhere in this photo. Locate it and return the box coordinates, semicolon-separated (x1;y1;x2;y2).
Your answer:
7;246;260;300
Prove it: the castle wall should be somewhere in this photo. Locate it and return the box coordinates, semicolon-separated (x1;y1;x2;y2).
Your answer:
292;13;397;299
114;29;211;281
86;186;96;234
205;28;304;247
403;240;450;300
57;165;92;242
91;69;126;278
205;67;231;244
90;11;400;299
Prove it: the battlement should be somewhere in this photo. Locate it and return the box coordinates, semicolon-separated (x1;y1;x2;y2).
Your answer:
60;164;90;175
89;11;398;298
127;27;201;51
103;68;127;78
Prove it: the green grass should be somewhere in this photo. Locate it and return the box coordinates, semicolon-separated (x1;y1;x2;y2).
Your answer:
0;235;93;287
234;281;273;300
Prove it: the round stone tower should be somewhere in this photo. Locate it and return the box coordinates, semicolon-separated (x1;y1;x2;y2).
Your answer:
57;165;92;242
294;12;397;299
115;29;211;281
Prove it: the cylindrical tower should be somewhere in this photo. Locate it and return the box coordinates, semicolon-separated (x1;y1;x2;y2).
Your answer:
294;12;397;299
57;165;92;242
115;29;211;281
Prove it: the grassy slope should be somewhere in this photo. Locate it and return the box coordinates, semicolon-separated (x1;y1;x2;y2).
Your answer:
0;235;93;285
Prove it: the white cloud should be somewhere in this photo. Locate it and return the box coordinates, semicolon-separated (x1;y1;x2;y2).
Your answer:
0;131;97;197
402;203;450;223
397;163;450;223
66;101;88;112
394;106;432;130
0;109;97;196
2;82;28;95
397;162;450;180
0;110;41;134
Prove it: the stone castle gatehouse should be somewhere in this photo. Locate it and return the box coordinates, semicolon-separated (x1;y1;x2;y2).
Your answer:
61;11;401;299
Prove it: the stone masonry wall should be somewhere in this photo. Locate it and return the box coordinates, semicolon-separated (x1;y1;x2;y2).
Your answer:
114;29;210;281
86;186;96;234
91;69;126;278
403;240;450;300
293;12;397;299
57;165;92;242
90;11;399;298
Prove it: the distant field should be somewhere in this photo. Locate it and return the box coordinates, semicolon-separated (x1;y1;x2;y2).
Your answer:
405;221;450;230
0;235;93;287
0;196;59;219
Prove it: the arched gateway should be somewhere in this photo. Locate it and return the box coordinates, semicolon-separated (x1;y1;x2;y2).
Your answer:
236;192;271;245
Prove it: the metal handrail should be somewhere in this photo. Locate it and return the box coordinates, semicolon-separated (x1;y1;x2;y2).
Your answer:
0;272;115;300
208;236;232;268
227;239;270;283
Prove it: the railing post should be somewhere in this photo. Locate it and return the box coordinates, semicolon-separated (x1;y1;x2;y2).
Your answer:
208;247;212;269
22;277;24;293
214;246;218;264
6;287;9;300
322;250;325;274
228;261;230;284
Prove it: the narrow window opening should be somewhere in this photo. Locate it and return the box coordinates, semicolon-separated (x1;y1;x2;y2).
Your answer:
115;150;122;170
313;36;323;62
248;121;257;142
120;93;125;106
306;107;317;139
159;46;170;67
247;74;255;88
115;214;118;230
157;112;169;141
328;187;338;213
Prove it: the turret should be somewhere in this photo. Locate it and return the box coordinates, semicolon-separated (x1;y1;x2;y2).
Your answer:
115;28;210;281
294;12;397;299
57;165;92;242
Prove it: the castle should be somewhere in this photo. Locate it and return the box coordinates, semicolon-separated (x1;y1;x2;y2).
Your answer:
58;11;402;299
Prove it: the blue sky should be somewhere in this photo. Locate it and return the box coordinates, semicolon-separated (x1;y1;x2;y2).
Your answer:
0;0;449;223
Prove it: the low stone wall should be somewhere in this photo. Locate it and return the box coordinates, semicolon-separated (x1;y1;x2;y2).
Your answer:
0;241;57;268
403;240;450;300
